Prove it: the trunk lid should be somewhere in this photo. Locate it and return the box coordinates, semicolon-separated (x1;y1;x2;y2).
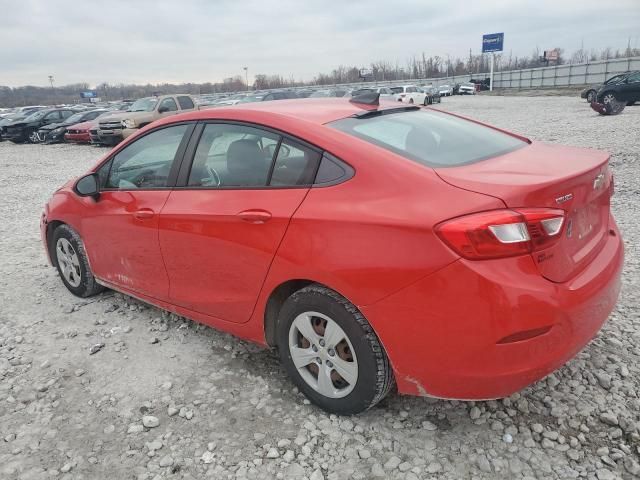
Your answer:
435;141;612;282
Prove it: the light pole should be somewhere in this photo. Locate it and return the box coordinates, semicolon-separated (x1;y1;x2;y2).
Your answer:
48;75;54;90
243;67;249;91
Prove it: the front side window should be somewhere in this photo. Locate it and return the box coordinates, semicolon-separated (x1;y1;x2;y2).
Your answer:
106;124;188;189
177;96;195;110
330;110;526;167
270;139;321;186
627;72;640;84
159;98;178;112
188;124;279;187
44;111;61;121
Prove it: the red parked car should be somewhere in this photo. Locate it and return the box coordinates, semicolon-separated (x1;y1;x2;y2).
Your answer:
64;119;96;144
41;95;623;414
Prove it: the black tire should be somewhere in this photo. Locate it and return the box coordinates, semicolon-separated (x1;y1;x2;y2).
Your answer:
586;90;596;103
423;97;430;106
52;224;104;297
408;98;414;104
626;100;636;106
277;284;395;415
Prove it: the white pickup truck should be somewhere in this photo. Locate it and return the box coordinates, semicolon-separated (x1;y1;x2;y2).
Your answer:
390;85;429;105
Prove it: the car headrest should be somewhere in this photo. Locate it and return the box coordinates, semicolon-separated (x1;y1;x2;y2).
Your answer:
227;139;263;175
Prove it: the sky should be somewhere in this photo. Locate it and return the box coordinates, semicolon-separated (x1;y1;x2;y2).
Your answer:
0;0;638;87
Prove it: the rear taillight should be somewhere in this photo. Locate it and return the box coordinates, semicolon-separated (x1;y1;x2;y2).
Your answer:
435;208;565;260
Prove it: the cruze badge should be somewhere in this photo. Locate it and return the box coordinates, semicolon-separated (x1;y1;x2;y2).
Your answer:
555;193;573;204
593;173;605;190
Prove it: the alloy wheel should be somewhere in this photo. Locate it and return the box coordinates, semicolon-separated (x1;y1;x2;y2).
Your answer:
56;238;82;287
288;311;358;399
602;93;616;105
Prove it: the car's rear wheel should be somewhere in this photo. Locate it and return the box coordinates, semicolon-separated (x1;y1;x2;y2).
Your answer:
586;90;596;103
408;98;414;104
277;284;394;415
52;224;104;297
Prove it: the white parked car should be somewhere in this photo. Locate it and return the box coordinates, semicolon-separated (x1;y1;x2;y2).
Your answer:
390;85;428;105
438;84;453;96
458;83;476;95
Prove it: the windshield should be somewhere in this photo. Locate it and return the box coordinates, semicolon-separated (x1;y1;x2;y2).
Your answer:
128;98;158;112
329;109;526;167
65;113;84;124
604;74;625;85
24;110;48;122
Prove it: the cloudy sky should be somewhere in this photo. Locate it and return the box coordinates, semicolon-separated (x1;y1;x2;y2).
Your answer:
1;0;638;87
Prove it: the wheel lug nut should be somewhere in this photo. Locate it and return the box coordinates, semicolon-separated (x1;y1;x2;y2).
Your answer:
319;339;325;347
328;348;335;356
312;345;318;352
316;357;322;364
326;360;333;368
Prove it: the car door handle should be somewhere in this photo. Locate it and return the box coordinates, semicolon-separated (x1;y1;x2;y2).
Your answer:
237;210;272;224
133;208;155;219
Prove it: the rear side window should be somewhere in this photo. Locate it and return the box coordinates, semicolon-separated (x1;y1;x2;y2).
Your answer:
177;96;195;109
329;110;526;167
270;139;321;186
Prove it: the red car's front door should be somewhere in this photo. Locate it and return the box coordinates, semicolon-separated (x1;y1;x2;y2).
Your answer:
158;122;320;323
80;124;192;300
82;190;171;299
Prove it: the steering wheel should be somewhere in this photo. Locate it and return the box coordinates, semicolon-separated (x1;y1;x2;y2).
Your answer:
203;165;221;187
130;170;167;188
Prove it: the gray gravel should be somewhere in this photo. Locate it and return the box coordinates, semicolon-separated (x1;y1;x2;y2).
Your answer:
0;96;639;479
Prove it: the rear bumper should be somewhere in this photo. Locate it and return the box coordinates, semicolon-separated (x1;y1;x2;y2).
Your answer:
361;216;623;399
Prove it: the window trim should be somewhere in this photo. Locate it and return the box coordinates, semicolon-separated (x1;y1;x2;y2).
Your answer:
174;120;327;191
97;122;197;192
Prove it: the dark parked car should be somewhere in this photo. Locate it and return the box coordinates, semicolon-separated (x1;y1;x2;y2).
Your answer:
596;71;640;106
37;109;107;144
0;113;28;141
422;86;441;105
581;72;630;103
3;108;74;143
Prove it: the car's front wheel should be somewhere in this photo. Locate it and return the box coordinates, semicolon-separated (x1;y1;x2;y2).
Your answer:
277;285;394;415
52;224;104;297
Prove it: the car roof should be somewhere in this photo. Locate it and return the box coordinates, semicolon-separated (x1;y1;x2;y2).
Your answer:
169;98;403;125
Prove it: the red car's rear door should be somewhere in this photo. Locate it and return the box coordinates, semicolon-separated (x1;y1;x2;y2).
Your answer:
158;122;320;323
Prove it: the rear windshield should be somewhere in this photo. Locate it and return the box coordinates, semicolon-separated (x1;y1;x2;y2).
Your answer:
329;109;526;167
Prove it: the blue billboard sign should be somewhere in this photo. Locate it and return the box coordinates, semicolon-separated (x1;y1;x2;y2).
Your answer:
80;91;97;99
482;33;504;53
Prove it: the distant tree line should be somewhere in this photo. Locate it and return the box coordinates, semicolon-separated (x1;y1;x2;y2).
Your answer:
1;44;638;107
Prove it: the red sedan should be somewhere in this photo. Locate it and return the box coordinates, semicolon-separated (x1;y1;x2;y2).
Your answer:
41;95;623;414
64;120;94;143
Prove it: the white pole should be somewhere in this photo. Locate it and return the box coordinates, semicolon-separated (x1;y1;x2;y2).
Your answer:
490;53;494;91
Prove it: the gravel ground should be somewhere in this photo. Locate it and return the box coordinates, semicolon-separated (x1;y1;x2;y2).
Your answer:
0;96;639;480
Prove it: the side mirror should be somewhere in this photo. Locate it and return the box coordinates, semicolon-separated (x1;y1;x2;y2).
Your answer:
158;106;169;114
75;173;100;200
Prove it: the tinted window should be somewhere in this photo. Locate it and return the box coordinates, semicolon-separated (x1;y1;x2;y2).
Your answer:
270;140;321;186
159;98;178;112
188;123;279;187
177;96;195;109
314;153;352;185
330;110;526;167
390;87;403;94
627;72;640;83
60;110;73;119
106;125;188;189
44;111;60;121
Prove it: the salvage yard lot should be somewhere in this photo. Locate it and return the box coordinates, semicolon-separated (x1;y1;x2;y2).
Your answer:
0;96;639;480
